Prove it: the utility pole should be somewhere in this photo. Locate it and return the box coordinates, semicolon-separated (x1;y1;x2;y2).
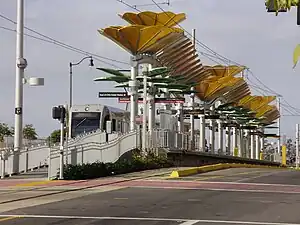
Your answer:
13;0;27;173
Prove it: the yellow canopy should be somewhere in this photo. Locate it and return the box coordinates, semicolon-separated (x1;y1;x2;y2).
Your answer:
99;25;184;55
204;65;246;78
119;11;186;27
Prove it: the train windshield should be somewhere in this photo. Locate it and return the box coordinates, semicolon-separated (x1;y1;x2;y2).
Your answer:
71;112;101;138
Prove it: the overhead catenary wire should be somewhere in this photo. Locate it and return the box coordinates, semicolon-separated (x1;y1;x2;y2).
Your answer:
0;13;129;69
117;0;300;115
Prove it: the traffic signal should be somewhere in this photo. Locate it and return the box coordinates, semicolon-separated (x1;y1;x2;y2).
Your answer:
52;105;66;123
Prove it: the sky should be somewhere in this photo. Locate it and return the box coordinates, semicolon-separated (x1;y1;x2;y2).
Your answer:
0;0;300;139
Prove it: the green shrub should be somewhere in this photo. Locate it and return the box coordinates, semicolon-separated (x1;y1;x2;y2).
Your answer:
60;153;173;180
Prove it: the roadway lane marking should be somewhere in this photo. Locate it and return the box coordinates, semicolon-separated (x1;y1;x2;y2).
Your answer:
179;221;199;225
195;170;265;181
0;215;300;225
235;171;283;183
0;217;19;222
196;176;223;181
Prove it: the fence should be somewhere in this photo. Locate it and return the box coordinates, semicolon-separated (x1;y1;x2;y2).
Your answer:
0;128;277;179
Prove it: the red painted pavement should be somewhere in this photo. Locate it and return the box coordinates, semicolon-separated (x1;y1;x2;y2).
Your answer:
2;178;300;194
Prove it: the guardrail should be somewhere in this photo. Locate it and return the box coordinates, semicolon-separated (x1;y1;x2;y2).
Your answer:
0;128;279;179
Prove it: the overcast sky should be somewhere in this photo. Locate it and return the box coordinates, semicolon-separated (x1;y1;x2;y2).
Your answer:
0;0;300;139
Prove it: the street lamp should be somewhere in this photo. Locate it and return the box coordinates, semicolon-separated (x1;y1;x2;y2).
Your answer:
69;56;94;109
13;0;44;174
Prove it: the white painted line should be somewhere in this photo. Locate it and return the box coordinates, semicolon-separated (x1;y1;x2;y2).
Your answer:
128;185;300;194
235;171;283;183
179;220;200;225
0;215;300;225
0;214;187;222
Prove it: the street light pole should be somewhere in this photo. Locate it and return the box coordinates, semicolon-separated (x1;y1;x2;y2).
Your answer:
69;56;94;109
13;0;27;173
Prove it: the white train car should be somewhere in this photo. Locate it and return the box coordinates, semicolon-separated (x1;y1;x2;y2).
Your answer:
69;104;130;138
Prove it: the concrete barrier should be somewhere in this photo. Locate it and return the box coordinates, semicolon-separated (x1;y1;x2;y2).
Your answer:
167;150;282;167
170;163;286;178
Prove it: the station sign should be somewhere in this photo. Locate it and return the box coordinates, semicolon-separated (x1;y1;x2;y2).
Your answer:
118;97;185;104
98;92;128;98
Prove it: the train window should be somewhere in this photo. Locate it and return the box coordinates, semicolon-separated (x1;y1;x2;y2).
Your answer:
71;112;101;138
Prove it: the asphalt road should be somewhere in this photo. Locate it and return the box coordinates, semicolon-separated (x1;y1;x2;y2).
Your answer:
0;167;300;225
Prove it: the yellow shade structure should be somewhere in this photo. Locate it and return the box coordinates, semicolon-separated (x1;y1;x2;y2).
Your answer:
196;76;242;101
204;65;246;78
99;25;184;55
241;96;276;112
248;96;276;112
155;35;211;83
119;11;186;27
222;78;250;103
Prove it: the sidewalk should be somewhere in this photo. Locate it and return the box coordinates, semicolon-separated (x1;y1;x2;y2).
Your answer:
0;167;184;189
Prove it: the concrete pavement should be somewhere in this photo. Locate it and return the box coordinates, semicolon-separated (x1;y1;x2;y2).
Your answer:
0;167;299;224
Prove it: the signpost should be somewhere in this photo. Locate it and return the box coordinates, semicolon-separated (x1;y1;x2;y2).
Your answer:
98;92;128;98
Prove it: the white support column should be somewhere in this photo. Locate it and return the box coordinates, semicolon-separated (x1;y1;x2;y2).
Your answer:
177;104;184;132
129;58;138;131
209;106;215;154
226;127;231;155
260;135;264;159
190;89;195;149
232;127;238;156
148;64;155;135
239;129;244;157
199;114;206;151
190;28;196;150
218;120;224;154
255;134;260;160
13;0;26;174
245;130;249;158
142;67;148;153
250;131;255;159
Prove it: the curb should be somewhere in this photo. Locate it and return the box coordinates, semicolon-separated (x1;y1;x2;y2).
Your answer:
169;163;286;178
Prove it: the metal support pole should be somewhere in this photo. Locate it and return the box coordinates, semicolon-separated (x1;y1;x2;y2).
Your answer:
277;97;281;154
13;0;26;174
296;124;299;168
177;104;184;132
255;134;260;160
226;127;231;155
239;129;244;157
250;131;255;159
129;60;138;131
232;127;238;156
190;28;196;150
199;114;206;151
148;64;155;135
142;68;148;153
218;120;224;154
209;106;215;153
59;118;64;180
1;158;5;179
260;135;264;160
69;64;73;110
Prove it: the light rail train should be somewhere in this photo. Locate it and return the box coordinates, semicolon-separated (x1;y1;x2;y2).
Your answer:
69;104;130;138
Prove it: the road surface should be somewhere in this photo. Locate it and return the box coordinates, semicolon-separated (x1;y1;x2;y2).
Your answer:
0;167;299;224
